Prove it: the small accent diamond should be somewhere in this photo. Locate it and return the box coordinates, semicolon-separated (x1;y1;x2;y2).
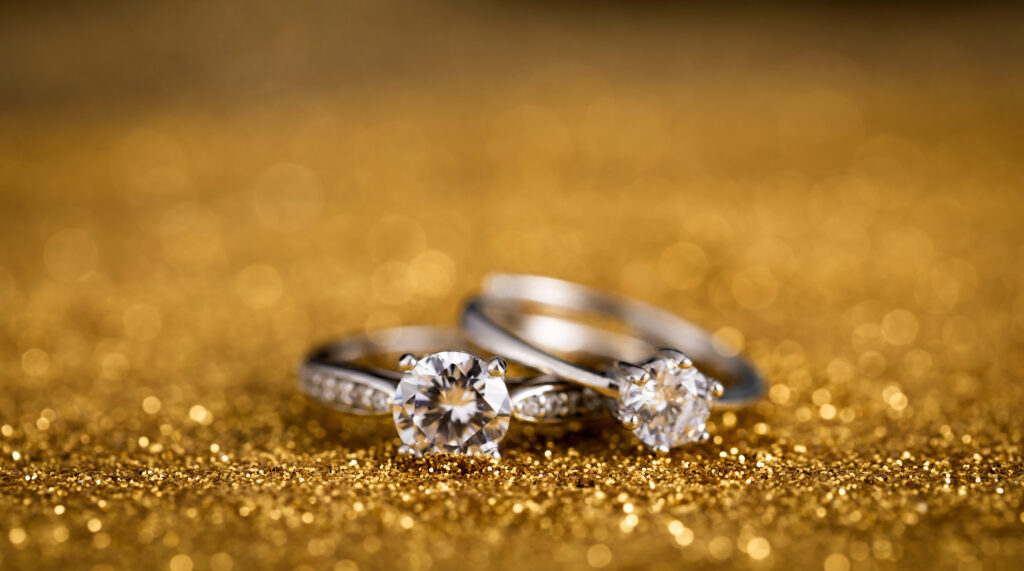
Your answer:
304;369;391;414
513;387;608;422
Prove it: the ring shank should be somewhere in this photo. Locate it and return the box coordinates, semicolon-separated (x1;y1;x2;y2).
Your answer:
308;326;467;367
461;274;765;408
300;326;472;415
300;325;608;422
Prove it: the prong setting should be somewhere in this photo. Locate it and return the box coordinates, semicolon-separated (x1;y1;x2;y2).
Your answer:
711;380;725;398
393;351;512;458
622;414;640;430
629;371;651;386
398;353;418;372
487;357;508;377
656;347;693;369
615;362;651;386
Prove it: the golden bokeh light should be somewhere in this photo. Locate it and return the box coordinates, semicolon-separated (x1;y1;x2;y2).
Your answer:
1;2;1022;571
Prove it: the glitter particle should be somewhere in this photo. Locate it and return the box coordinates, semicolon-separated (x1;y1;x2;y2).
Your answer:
0;10;1021;570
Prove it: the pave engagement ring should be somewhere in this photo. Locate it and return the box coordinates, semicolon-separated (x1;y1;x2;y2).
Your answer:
298;326;607;458
461;274;766;452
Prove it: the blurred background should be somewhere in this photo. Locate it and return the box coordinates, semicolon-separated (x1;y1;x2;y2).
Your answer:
1;2;1023;570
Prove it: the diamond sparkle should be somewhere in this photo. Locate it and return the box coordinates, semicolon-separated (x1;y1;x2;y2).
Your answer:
392;351;511;457
616;357;712;452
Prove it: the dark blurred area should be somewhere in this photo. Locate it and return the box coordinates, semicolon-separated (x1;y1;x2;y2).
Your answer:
2;2;1022;114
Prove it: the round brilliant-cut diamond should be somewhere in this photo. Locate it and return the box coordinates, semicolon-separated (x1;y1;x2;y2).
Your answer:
616;358;712;452
393;351;511;457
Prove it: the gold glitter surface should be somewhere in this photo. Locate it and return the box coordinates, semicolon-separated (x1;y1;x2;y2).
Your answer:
2;2;1024;570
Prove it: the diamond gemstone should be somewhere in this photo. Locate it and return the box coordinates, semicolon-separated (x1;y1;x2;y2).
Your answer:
392;351;511;457
616;357;712;452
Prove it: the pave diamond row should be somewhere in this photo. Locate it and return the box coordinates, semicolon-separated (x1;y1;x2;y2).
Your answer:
513;388;608;422
302;369;391;414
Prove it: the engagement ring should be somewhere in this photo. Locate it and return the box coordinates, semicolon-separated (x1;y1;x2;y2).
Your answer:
461;274;765;452
299;326;607;458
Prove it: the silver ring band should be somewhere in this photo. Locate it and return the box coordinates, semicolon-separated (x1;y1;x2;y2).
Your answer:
461;274;764;406
298;326;608;457
460;274;766;451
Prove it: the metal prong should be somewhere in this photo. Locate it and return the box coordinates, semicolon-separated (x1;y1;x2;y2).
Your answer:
657;348;693;369
615;362;651;386
487;357;507;377
629;371;651;386
398;353;418;372
710;380;725;398
621;414;640;430
698;430;711;442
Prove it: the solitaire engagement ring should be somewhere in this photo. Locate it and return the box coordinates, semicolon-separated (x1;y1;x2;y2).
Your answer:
461;274;766;452
298;326;607;458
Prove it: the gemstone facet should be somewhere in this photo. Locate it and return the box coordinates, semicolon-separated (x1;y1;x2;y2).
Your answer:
616;356;713;452
392;351;511;457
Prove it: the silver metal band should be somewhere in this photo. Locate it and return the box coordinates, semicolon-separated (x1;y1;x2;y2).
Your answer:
460;274;765;408
298;326;608;423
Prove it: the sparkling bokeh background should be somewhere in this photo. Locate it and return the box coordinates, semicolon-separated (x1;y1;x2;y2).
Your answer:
2;2;1023;570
